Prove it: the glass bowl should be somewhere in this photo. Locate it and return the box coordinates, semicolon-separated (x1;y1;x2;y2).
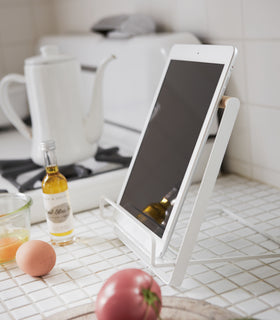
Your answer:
0;193;32;263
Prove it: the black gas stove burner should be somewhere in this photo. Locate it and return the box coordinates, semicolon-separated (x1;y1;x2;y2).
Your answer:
95;146;131;166
0;147;131;193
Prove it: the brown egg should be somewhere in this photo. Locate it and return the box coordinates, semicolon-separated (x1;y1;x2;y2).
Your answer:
16;240;56;277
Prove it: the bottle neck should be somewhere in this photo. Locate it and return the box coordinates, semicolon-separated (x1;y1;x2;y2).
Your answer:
160;197;170;209
165;187;178;202
43;149;59;174
160;187;178;208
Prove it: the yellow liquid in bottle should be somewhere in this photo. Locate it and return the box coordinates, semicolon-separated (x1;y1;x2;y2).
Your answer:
42;165;74;246
142;197;170;224
42;165;68;194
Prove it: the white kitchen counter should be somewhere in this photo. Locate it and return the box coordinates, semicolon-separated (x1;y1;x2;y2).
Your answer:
1;174;280;320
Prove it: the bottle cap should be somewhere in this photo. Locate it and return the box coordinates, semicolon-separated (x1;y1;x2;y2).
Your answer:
40;140;56;151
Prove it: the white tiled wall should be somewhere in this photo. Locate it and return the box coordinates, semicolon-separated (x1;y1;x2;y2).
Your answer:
52;0;134;33
1;0;280;189
0;0;56;77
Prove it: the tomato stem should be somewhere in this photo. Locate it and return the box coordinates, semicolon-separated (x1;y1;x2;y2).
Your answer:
142;288;162;320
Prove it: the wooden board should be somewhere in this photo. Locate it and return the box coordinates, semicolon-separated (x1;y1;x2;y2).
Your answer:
47;296;240;320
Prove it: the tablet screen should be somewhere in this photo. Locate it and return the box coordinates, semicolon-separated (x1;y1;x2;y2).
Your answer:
120;59;224;237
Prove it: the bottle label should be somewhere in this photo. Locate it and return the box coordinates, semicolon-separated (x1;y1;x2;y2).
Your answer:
42;190;73;235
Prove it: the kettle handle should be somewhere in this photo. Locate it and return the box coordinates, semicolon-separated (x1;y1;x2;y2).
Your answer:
0;74;32;140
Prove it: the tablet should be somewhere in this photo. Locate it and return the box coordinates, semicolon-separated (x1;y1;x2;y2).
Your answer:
115;44;237;257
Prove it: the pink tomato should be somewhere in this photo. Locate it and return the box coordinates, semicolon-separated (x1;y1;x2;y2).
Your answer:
96;268;162;320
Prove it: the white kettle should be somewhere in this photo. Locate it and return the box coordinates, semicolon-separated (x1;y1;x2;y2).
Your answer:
0;45;115;166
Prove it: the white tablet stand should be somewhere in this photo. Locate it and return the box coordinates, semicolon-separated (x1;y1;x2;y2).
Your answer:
100;96;280;286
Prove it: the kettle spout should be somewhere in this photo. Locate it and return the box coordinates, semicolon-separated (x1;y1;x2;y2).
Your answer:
85;54;116;144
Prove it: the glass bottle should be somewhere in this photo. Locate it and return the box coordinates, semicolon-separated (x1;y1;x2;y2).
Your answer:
139;187;178;225
41;140;74;246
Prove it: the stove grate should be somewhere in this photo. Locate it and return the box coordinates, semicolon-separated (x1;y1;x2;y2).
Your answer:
0;147;131;192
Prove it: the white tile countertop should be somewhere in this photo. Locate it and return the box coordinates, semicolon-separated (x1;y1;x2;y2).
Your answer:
1;174;280;320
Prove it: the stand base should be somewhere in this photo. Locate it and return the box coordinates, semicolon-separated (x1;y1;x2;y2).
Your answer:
100;183;280;286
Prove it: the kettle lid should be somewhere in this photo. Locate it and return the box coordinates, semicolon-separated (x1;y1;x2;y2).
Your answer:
25;45;75;65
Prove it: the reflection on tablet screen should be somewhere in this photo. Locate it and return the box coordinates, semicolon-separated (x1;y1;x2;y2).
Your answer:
120;59;224;238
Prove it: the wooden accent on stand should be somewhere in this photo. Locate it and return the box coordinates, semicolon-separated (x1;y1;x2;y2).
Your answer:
219;95;230;109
